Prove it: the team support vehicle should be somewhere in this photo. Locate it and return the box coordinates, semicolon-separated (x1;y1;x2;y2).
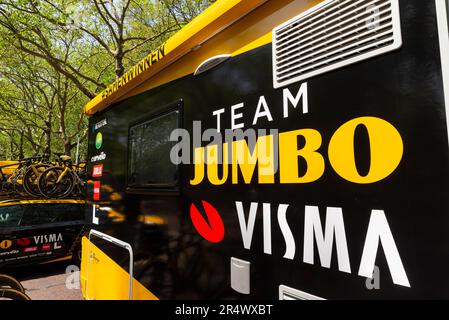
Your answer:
81;0;449;300
0;198;86;267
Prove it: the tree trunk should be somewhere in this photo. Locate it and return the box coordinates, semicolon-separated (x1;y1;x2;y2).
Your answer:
64;140;72;156
43;113;52;155
115;49;125;78
10;138;14;159
18;130;24;160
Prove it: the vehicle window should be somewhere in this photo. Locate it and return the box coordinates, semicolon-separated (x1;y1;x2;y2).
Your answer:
54;203;85;222
0;206;25;228
128;110;180;187
20;203;85;227
21;205;56;225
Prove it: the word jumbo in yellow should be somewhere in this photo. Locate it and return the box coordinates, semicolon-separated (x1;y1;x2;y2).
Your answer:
190;117;404;186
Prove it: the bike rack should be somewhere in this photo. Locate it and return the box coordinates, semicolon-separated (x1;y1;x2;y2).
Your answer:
0;155;86;200
86;229;134;300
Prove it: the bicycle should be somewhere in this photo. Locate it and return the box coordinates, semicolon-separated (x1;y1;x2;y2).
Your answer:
0;289;31;300
22;154;52;197
37;155;86;199
0;154;50;197
0;274;25;293
0;274;30;300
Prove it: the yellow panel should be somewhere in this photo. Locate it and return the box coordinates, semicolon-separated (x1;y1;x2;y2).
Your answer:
231;32;272;57
80;236;158;300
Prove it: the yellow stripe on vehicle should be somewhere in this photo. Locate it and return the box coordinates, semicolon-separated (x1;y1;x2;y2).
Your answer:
39;256;73;265
0;199;85;207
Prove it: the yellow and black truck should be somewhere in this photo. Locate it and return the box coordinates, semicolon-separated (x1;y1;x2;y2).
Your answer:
81;0;449;299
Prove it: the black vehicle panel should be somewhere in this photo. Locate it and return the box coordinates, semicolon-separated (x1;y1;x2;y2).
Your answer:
87;0;449;299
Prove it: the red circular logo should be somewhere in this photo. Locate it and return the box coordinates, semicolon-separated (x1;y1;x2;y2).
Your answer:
190;200;225;243
17;238;31;246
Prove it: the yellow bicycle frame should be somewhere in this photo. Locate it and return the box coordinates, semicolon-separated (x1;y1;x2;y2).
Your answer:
56;167;71;184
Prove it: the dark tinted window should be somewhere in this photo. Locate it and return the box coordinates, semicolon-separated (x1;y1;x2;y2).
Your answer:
4;203;86;227
0;206;25;228
128;110;179;187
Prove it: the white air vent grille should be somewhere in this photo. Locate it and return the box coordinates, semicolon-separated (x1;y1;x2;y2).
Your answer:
272;0;402;88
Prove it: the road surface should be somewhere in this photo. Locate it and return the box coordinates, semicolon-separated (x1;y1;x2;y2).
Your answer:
3;260;83;300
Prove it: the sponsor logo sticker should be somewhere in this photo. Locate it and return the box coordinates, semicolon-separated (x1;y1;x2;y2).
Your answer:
91;152;106;163
0;240;12;250
92;164;103;178
23;246;38;253
93;181;101;201
0;250;19;256
95;132;103;150
190;200;225;243
94;118;107;131
42;243;52;251
34;233;63;244
17;238;31;247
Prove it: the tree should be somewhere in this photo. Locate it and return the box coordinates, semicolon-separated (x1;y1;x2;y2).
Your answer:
0;0;214;98
0;0;215;159
0;51;88;158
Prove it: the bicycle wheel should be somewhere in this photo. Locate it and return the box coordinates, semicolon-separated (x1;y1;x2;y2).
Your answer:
0;182;14;196
0;289;31;300
23;164;51;197
0;274;25;293
57;170;77;199
71;173;86;198
38;167;75;199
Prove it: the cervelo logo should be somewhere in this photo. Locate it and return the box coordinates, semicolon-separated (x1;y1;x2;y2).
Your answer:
0;250;18;256
91;152;106;163
190;200;225;243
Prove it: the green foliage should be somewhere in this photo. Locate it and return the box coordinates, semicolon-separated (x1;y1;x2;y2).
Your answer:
0;0;214;160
